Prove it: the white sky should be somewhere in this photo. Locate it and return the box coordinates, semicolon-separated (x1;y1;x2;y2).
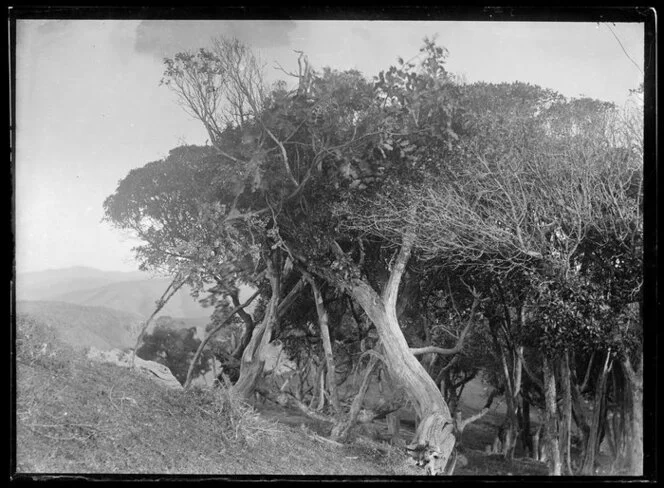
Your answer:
14;19;645;273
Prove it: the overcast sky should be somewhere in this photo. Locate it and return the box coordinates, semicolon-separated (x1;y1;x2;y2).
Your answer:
14;19;645;274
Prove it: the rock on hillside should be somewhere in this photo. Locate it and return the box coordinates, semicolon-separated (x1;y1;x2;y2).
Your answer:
86;346;182;389
16;301;143;351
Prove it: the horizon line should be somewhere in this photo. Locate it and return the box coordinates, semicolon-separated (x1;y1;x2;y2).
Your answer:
15;264;147;275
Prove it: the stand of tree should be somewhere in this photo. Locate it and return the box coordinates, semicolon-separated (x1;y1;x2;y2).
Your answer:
104;37;643;475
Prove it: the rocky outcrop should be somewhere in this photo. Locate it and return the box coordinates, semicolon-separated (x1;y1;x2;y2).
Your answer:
86;346;182;390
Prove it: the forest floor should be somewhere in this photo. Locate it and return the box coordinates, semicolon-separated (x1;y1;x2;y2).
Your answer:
14;313;550;478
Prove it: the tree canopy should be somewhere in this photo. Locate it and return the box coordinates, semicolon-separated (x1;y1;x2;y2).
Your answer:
104;36;643;476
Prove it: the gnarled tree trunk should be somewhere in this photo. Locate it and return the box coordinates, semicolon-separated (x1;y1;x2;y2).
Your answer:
338;234;457;474
184;289;260;389
231;290;257;359
233;255;281;400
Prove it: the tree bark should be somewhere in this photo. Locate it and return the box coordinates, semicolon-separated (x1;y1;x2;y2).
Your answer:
184;289;260;389
520;397;533;458
559;350;573;475
304;272;340;413
231;290;257;359
232;255;281;400
580;350;596;393
571;381;591;455
326;235;457;473
504;344;524;460
581;349;613;475
543;355;561;475
331;355;378;442
532;424;542;461
315;364;326;411
387;412;402;444
489;319;519;460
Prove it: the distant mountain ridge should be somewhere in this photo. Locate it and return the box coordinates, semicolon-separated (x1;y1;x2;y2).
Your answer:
16;266;147;302
49;277;212;319
15;266;255;321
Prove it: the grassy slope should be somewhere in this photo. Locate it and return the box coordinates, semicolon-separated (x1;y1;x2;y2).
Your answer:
14;311;548;477
14;314;408;476
16;301;144;351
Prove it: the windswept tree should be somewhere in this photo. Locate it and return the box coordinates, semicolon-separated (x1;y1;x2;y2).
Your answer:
106;37;474;472
342;80;642;474
104;36;642;476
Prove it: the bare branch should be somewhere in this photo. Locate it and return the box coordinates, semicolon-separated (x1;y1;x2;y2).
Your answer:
184;288;261;389
131;273;188;366
410;293;479;357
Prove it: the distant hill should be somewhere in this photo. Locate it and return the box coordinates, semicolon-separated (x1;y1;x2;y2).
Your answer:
16;266;147;302
16;301;144;351
15;266;215;320
15;266;257;323
47;278;212;320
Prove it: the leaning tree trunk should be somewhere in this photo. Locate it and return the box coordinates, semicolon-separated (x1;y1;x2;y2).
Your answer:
131;273;187;367
331;354;379;442
233;256;281;401
581;349;613;475
184;289;260;389
542;355;561;475
231;291;257;360
335;234;456;474
304;272;340;413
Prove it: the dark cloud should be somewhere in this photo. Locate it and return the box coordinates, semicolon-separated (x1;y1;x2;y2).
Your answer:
134;20;297;58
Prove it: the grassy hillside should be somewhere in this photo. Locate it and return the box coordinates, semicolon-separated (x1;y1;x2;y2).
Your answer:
13;311;550;477
14;314;409;476
15;301;143;351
